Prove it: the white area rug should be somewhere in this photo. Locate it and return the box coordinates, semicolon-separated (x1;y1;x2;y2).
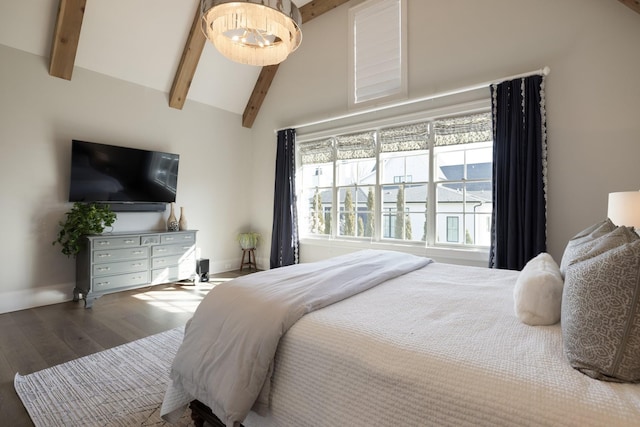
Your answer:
14;327;191;427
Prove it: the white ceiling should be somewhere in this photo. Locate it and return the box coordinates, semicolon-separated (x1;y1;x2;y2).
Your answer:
0;0;313;115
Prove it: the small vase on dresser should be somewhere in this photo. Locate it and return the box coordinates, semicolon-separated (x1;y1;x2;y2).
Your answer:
167;202;179;231
179;206;188;231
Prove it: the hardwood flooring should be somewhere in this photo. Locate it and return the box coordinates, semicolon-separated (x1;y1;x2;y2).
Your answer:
0;271;248;426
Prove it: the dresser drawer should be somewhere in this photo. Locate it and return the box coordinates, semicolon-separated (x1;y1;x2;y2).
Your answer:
93;259;149;277
93;246;149;263
151;243;195;257
151;260;195;284
151;255;183;269
92;236;141;249
160;232;196;245
151;267;179;284
141;235;160;245
92;271;149;292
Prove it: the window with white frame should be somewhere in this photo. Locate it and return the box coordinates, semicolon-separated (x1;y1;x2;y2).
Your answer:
348;0;407;108
297;111;493;249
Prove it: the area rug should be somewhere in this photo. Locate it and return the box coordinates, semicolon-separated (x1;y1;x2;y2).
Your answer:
14;327;192;426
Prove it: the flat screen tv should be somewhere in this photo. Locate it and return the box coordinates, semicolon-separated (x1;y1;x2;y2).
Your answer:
69;140;179;211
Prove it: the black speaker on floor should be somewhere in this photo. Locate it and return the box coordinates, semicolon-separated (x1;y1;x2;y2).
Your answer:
196;258;209;282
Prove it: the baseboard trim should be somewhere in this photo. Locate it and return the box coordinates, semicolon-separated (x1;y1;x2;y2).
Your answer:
0;283;73;314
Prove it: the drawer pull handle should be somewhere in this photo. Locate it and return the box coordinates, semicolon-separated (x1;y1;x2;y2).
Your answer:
97;267;110;272
165;237;174;241
132;263;143;267
97;281;110;286
124;239;135;244
98;241;110;245
157;249;167;252
98;254;112;258
132;251;144;255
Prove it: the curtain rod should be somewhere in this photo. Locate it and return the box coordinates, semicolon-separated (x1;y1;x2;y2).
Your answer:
275;66;550;133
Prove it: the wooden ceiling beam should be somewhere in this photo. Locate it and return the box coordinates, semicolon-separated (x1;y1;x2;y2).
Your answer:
242;0;351;128
300;0;352;24
49;0;86;80
619;0;640;14
241;65;280;128
169;4;207;109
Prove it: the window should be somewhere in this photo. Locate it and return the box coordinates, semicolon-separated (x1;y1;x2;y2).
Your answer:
433;114;493;246
336;132;376;237
446;216;459;243
299;139;333;236
298;111;493;249
348;0;407;108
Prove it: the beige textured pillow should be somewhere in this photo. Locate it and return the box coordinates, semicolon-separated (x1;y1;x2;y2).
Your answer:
559;219;617;277
562;240;640;382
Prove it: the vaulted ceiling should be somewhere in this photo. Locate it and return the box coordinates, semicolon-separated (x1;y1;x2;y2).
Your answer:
47;0;349;128
1;1;638;129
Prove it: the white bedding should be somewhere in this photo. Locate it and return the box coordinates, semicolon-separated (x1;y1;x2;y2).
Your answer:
162;250;431;426
240;262;640;427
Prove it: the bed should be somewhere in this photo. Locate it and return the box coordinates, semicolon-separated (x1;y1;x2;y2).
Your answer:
161;244;640;427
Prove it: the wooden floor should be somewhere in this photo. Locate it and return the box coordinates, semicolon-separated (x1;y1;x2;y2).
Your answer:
0;271;249;426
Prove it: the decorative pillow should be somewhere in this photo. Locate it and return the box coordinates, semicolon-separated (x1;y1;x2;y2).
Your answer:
513;252;563;326
561;226;639;277
559;218;617;277
561;240;640;382
571;218;615;240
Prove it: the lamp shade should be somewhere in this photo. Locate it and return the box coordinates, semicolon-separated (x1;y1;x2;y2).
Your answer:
608;191;640;228
201;0;302;67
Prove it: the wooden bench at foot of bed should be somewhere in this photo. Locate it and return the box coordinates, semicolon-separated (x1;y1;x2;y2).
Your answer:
190;400;246;427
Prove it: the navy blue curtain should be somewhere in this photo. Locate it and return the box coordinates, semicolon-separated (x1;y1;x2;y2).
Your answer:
270;128;299;269
489;75;547;270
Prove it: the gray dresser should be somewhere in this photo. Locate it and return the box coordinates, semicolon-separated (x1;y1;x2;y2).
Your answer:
74;230;197;308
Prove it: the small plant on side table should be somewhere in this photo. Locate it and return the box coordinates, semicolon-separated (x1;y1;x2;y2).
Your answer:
52;202;117;257
237;232;261;249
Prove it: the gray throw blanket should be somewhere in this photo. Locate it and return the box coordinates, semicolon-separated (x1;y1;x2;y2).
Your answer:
162;250;432;426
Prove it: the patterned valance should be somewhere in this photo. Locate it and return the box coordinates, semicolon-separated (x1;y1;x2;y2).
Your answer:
379;123;429;153
433;112;492;146
299;138;333;165
336;132;376;160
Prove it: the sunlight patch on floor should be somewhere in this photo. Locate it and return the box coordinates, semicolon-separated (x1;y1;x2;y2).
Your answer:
131;277;235;313
144;300;202;313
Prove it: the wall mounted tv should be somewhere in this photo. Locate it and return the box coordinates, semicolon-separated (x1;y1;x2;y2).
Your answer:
68;140;179;212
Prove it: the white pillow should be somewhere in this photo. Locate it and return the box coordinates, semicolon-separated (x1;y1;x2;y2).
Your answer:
514;252;563;326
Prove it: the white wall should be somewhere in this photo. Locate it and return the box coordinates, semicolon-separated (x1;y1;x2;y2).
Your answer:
250;0;640;266
0;44;253;313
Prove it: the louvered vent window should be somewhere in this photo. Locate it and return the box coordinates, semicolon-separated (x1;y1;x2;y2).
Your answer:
349;0;407;107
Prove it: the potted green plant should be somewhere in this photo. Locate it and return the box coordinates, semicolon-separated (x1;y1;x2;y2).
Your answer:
52;202;117;257
237;232;261;249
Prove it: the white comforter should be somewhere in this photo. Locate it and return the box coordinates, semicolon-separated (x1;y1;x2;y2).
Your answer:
238;262;640;427
161;250;431;426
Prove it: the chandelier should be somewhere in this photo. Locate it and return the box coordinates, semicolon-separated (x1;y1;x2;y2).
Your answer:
201;0;302;67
